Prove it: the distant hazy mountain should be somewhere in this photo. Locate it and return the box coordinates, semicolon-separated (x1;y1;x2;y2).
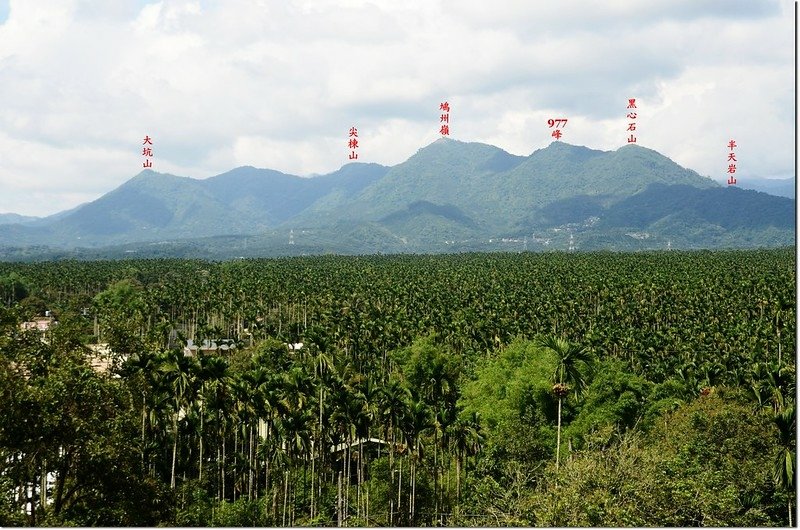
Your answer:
0;164;389;248
0;213;39;226
734;176;794;199
201;162;389;226
0;139;793;259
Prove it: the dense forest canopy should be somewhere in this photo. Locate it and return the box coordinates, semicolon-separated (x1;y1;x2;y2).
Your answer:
0;249;795;526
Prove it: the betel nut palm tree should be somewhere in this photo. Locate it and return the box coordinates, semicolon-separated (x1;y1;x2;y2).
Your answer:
536;335;593;472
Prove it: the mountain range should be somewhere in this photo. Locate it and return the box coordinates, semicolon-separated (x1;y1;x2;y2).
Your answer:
0;139;794;260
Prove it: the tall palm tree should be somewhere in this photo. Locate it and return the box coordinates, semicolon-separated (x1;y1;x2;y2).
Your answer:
121;350;158;468
309;348;333;521
536;335;593;472
402;397;433;524
750;361;793;414
378;379;410;525
772;404;795;526
772;298;792;367
448;411;483;504
354;373;380;520
156;349;196;489
196;355;230;482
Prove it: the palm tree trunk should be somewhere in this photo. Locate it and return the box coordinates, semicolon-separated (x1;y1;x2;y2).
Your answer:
272;481;278;523
249;425;254;501
217;446;221;501
366;445;372;524
456;453;461;508
29;474;37;526
290;468;296;526
412;456;416;523
233;429;238;502
141;392;147;468
397;458;402;524
411;438;418;523
434;429;438;517
409;456;413;521
199;407;204;481
337;470;343;527
556;397;562;472
317;385;323;521
345;439;351;522
445;454;450;525
358;439;363;519
282;470;288;527
265;421;271;502
171;411;178;489
41;457;47;512
310;443;315;520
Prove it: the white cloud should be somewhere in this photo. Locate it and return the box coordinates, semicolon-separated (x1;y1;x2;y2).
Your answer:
0;0;794;216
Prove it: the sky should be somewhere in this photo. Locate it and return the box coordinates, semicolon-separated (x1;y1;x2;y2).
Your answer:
0;0;796;217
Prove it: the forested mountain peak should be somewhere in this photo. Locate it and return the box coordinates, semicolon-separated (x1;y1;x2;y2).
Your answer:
408;136;524;168
528;140;607;160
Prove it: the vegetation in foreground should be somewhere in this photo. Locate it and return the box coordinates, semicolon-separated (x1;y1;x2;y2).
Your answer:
0;249;795;526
